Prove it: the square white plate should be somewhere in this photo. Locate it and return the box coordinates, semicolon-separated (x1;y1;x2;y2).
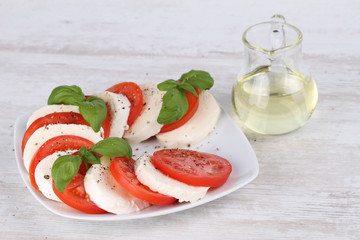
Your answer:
14;108;259;221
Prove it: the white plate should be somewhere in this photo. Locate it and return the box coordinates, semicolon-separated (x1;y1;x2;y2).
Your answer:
13;108;259;221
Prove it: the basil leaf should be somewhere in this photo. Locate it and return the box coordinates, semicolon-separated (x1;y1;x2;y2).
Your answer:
179;70;214;90
84;152;100;164
90;137;132;159
48;85;85;106
157;80;178;91
178;82;198;97
78;146;100;164
51;155;82;192
157;88;188;124
78;146;88;157
79;96;107;133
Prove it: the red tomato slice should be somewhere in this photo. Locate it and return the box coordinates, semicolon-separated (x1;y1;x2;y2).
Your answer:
106;82;143;127
110;157;177;205
52;173;107;214
159;88;200;133
152;149;232;187
29;135;94;191
102;109;111;138
22;112;110;153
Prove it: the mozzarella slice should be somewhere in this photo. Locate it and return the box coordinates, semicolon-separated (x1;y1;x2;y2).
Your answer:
27;105;80;128
23;124;103;172
34;150;77;202
134;155;209;203
95;91;131;137
123;82;165;143
84;157;150;215
156;91;221;148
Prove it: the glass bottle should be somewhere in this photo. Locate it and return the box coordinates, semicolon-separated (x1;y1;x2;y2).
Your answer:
232;15;318;135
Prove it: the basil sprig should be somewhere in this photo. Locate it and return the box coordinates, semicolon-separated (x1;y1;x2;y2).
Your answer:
79;96;107;133
51;137;132;192
179;70;214;90
52;155;82;193
48;85;85;106
157;70;214;125
157;88;188;124
47;85;107;133
89;137;132;158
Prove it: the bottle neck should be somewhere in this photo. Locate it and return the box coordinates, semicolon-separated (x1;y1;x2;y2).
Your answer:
244;44;306;74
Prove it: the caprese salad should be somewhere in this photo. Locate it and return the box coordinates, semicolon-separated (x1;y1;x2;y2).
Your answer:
22;70;232;215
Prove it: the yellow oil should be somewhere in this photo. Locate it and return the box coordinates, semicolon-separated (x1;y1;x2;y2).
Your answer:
232;65;318;134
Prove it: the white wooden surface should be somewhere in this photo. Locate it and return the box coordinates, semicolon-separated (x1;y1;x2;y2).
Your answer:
1;0;359;239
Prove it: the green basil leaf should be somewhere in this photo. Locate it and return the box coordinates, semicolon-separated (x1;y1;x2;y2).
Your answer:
157;88;188;124
77;146;100;165
90;137;132;159
48;85;85;106
157;80;178;91
179;70;214;90
84;152;100;164
51;155;82;192
79;96;107;133
78;146;88;158
178;82;198;97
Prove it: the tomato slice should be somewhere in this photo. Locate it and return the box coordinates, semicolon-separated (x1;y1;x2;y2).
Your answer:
106;82;143;127
102;109;111;138
152;149;232;187
22;112;110;153
29;135;94;191
110;157;177;205
52;173;107;214
159;88;200;133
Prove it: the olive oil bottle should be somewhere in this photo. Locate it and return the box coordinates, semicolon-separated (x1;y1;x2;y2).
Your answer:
233;15;318;134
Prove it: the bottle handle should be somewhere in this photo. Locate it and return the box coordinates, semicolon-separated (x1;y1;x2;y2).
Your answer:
271;14;286;23
270;14;286;51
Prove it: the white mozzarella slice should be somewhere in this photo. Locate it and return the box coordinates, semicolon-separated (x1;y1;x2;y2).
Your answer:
23;124;103;172
27;105;80;128
84;157;150;215
34;150;77;202
95;91;131;138
123;82;165;144
134;155;209;203
156;91;221;148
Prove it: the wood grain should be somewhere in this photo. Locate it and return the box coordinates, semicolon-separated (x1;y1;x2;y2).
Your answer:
1;0;359;239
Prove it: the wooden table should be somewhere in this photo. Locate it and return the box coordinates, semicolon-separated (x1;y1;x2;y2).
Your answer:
1;1;359;239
